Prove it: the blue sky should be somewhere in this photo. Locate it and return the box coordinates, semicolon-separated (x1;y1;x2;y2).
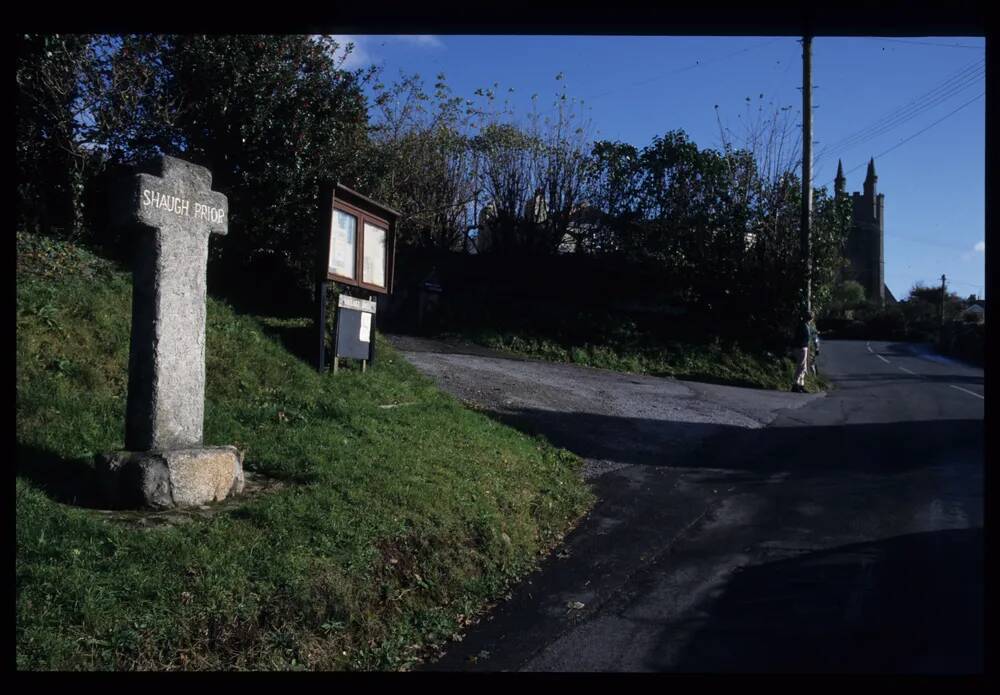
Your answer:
332;35;986;300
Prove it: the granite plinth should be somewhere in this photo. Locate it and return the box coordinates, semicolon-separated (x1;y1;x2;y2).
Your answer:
97;446;244;510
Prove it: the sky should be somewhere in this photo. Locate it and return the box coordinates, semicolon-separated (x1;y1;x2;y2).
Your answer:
331;35;986;301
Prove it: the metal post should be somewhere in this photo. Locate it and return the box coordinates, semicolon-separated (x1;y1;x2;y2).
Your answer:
802;34;813;315
332;299;341;376
368;294;377;366
316;280;328;373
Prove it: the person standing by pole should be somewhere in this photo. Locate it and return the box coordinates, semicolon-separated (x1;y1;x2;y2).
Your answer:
810;317;820;376
793;308;814;393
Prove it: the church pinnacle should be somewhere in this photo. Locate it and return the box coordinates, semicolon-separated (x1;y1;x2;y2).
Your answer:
835;159;846;196
863;157;878;197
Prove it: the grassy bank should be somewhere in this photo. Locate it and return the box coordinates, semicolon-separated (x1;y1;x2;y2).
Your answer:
456;328;828;393
16;232;593;670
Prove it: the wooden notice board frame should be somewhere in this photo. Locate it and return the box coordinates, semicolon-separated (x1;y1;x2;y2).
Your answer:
318;183;399;295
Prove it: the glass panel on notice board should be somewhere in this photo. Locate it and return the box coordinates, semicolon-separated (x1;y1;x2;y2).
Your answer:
363;221;387;287
329;209;357;279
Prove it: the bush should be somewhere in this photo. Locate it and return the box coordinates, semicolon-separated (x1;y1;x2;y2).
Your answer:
939;321;984;365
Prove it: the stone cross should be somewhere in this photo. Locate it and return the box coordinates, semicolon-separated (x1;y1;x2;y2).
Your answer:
124;155;228;451
99;155;243;509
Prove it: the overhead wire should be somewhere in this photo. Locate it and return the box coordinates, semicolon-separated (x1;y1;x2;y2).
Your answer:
883;231;981;252
821;90;984;188
868;38;985;50
817;68;983;161
535;37;785;121
815;58;984;162
819;65;983;158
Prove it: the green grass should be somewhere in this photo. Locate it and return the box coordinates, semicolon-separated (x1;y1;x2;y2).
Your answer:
458;328;829;393
16;231;594;670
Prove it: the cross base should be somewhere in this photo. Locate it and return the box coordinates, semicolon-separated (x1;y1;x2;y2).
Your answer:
96;446;245;510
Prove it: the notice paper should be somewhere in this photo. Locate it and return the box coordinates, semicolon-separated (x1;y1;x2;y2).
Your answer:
359;312;372;343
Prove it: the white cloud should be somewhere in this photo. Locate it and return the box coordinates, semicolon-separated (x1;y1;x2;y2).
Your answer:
395;35;444;49
327;35;371;70
321;34;444;70
974;241;985;253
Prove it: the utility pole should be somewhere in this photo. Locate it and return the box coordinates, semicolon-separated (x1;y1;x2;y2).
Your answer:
801;35;813;315
940;273;947;326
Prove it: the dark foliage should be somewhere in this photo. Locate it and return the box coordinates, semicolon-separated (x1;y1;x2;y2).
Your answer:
17;34;373;309
18;37;848;343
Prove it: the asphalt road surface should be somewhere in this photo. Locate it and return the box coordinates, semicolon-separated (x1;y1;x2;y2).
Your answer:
393;337;984;674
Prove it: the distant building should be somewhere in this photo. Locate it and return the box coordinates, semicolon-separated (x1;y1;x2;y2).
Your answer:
835;158;893;307
962;303;986;324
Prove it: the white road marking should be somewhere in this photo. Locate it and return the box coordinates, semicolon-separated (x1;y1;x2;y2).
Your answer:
898;366;917;375
949;385;984;400
876;354;890;364
866;342;873;353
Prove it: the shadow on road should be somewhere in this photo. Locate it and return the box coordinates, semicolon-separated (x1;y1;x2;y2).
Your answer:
663;528;984;673
486;407;983;477
423;405;983;672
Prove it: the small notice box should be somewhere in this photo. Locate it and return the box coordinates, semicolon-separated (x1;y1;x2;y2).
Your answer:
333;294;377;370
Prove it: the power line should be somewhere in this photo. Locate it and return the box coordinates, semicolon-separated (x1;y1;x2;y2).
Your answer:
760;46;797;104
816;58;984;161
821;91;984;187
817;66;983;160
818;70;984;162
536;37;784;119
884;231;978;252
862;91;984;162
817;58;983;155
623;37;783;90
948;280;985;290
868;38;985;50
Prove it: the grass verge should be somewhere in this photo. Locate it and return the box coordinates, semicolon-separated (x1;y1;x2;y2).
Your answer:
454;328;829;393
16;232;594;670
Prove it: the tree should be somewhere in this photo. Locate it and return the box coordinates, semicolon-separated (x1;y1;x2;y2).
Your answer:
472;122;539;254
828;280;867;317
17;34;375;298
17;34;99;237
904;283;965;322
527;78;593;254
89;35;182;165
582;140;643;253
137;35;372;284
468;76;596;256
358;72;477;252
809;185;853;317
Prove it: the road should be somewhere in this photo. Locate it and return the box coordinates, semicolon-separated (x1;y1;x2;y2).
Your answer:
393;337;984;673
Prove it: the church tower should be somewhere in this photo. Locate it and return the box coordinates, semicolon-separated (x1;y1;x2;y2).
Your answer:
847;157;886;306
